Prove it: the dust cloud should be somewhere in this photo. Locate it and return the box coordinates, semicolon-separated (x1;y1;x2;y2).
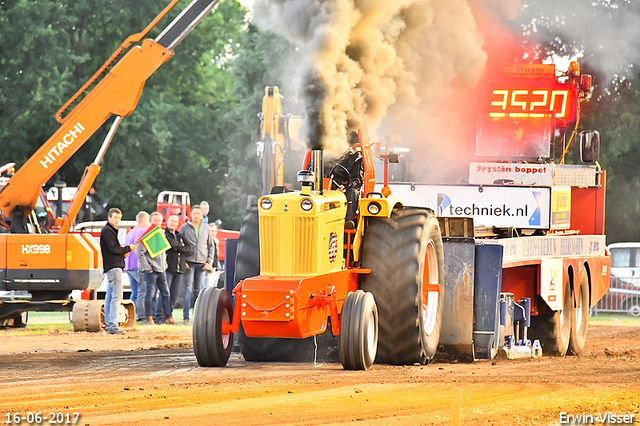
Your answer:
251;0;522;179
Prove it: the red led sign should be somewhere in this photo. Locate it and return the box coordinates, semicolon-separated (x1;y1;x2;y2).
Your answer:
488;86;577;123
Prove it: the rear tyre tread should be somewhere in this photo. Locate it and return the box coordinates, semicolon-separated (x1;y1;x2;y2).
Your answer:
361;207;445;365
568;271;590;356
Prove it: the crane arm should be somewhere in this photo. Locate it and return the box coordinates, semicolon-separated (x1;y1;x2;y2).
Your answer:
0;0;220;226
257;86;304;195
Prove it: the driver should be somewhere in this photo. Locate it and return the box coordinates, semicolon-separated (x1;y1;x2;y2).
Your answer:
327;132;364;229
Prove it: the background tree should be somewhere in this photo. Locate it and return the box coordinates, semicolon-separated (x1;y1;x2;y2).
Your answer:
514;0;640;242
0;0;258;229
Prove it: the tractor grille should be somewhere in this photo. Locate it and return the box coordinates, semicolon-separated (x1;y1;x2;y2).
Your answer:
259;214;318;276
293;216;317;275
260;215;278;274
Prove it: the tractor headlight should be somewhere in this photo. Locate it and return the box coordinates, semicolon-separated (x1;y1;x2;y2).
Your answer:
300;198;314;211
367;202;381;215
260;197;273;210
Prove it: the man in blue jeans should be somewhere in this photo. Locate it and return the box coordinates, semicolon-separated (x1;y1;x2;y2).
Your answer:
100;208;137;335
136;212;173;325
179;205;215;325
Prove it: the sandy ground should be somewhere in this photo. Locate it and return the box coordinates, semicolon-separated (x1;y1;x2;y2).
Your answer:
0;323;638;426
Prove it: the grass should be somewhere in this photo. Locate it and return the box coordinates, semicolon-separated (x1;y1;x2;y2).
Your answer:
25;309;188;325
588;312;640;325
4;310;638;336
1;309;190;335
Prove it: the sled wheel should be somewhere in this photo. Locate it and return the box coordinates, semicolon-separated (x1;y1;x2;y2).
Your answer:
530;272;572;356
568;270;590;355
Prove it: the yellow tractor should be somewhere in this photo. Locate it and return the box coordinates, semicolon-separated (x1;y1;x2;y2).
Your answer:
193;127;445;370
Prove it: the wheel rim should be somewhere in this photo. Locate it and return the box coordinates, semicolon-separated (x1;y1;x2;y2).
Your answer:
422;240;439;337
221;307;231;349
365;308;377;357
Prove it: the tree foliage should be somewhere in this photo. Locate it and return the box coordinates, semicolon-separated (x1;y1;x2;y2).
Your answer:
4;0;640;241
515;0;640;242
0;0;272;229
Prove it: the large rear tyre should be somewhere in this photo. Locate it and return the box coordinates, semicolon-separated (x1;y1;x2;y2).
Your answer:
339;290;378;370
234;203;261;286
234;203;318;362
193;287;234;367
530;274;572;356
361;207;445;365
568;271;589;355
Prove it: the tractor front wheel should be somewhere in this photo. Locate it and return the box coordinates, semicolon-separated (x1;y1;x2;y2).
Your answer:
339;290;378;370
193;287;234;367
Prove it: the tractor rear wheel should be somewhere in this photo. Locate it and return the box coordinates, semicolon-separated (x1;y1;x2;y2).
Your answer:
234;203;318;362
193;287;234;367
530;274;572;356
234;203;261;286
339;290;378;370
568;271;590;355
361;207;445;365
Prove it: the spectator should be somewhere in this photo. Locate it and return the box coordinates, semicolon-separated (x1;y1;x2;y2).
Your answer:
124;211;150;322
100;207;137;335
180;205;214;325
164;214;190;322
200;201;210;224
136;212;173;325
204;222;222;288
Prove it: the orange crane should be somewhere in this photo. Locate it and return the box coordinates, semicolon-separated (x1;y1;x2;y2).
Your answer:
0;0;221;329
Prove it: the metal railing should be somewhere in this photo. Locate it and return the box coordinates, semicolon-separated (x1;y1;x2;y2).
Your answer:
591;275;640;316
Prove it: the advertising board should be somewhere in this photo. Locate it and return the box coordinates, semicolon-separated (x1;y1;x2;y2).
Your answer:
382;183;563;229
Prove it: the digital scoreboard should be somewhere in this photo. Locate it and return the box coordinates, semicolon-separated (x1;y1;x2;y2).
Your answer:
489;88;577;122
476;64;579;161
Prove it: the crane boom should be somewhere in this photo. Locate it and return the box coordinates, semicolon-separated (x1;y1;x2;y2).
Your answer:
0;0;220;229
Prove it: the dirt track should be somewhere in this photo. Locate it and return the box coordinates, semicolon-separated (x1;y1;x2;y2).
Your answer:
1;323;638;426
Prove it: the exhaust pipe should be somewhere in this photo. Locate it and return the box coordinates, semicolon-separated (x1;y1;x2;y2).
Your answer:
311;150;323;195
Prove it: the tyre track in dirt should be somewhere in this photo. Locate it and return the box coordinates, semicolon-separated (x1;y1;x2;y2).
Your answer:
1;324;638;425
